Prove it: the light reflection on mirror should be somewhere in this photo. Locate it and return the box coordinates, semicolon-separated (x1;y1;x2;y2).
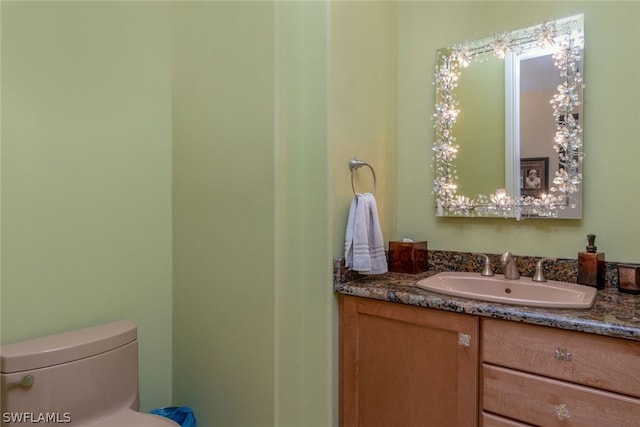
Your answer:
433;14;584;219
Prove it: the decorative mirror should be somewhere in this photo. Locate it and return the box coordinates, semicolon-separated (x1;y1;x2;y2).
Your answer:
432;14;584;219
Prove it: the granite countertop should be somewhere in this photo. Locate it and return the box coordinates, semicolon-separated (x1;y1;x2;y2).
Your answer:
334;271;640;342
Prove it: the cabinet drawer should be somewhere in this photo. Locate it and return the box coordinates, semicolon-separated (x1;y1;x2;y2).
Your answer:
483;364;640;426
482;412;531;426
482;318;640;397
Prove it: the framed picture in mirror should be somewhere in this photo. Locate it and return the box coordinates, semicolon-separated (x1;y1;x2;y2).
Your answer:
521;157;548;198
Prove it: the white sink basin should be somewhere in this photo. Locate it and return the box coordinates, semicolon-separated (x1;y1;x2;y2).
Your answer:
417;272;597;308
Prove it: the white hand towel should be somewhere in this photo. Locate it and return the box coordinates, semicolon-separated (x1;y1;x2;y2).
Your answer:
344;193;388;275
344;196;358;269
352;194;372;272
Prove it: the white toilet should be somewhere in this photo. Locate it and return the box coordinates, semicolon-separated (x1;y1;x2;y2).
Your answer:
0;320;179;426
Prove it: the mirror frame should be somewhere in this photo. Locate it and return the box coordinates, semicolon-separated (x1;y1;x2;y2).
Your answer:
433;14;584;219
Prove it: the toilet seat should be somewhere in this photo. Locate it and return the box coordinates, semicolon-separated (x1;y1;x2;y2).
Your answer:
85;409;179;427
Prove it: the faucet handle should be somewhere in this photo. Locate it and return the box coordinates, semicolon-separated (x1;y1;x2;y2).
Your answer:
472;253;494;276
533;257;558;282
500;251;514;264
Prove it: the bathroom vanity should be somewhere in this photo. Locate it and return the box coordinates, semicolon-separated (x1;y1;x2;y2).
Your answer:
336;272;640;427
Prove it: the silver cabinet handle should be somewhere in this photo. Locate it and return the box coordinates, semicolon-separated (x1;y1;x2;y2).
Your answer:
458;333;471;347
6;375;34;389
555;403;571;420
554;348;572;362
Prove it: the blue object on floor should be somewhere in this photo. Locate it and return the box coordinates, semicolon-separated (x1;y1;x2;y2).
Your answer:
150;407;196;427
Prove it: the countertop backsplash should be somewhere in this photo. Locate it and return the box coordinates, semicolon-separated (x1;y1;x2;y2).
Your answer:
335;249;623;289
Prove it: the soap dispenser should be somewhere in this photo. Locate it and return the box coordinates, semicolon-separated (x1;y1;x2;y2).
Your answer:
577;234;605;289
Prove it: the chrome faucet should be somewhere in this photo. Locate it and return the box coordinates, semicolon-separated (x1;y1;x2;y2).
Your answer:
533;257;557;282
473;253;494;276
500;252;520;280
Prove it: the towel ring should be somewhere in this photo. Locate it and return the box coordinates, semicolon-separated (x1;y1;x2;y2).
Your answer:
349;158;377;196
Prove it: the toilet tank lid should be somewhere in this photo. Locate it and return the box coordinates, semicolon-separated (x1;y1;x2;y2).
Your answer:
0;320;137;373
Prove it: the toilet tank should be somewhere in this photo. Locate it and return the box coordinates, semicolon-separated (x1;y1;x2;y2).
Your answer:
1;320;139;426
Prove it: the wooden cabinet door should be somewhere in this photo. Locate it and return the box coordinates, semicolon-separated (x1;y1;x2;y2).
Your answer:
340;295;479;427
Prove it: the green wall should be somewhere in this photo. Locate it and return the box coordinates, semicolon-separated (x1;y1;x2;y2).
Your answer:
171;2;277;425
397;1;640;262
172;1;397;425
274;2;333;425
0;1;173;410
3;2;638;426
330;1;398;256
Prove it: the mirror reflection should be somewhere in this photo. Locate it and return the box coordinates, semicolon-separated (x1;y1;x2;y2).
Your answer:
433;15;584;219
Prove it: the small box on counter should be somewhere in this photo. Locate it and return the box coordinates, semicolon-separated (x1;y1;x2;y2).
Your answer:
618;264;640;294
388;241;428;274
